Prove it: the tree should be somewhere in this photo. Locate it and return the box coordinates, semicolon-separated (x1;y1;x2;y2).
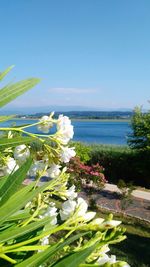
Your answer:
128;106;150;150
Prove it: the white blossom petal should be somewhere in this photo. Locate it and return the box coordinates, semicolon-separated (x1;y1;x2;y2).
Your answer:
60;147;76;163
47;164;61;178
14;144;30;163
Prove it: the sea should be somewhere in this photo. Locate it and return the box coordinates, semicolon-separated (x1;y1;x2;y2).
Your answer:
0;119;131;145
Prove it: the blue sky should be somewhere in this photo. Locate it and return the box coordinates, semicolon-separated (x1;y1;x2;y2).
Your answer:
0;0;150;111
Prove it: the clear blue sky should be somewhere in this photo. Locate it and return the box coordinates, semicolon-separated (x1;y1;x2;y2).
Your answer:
0;0;150;111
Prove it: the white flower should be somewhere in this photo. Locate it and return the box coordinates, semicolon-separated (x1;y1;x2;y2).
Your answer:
3;157;19;175
57;115;71;129
65;185;77;200
46;164;61;178
14;144;30;163
83;211;96;221
38;115;53;133
60;197;95;222
76;197;88;216
76;197;96;221
60;146;76;163
102;220;121;228
90;218;105;226
29;160;46;177
97;254;116;266
40;203;58;225
57;115;74;144
96;253;109;265
60;199;76;220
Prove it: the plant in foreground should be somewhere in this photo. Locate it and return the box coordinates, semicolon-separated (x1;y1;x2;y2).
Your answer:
0;66;130;266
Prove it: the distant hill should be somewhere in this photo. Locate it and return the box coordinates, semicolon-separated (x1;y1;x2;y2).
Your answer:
0;105;133;116
17;110;133;120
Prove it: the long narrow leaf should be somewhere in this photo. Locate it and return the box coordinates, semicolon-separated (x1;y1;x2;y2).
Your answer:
0;78;40;108
0;182;35;225
7;209;31;222
15;232;90;267
52;245;96;267
0;180;53;225
0;217;51;243
0;137;35;149
0;65;14;81
0;158;32;206
0;176;8;189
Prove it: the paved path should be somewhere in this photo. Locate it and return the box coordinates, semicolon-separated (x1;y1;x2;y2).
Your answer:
104;183;150;201
79;184;150;222
23;179;150;222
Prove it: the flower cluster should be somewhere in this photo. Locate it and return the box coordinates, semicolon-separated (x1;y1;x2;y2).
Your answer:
67;156;106;189
0;113;76;179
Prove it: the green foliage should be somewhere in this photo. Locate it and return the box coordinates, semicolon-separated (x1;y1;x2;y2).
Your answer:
71;142;91;163
88;144;150;188
0;137;35;149
0;158;32;206
0;67;128;267
0;66;40;108
117;180;135;210
128;106;150;150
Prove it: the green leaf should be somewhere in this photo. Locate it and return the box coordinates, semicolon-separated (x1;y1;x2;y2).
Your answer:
0;180;53;225
0;217;51;243
79;264;99;267
0;78;40;108
0;65;14;81
0;182;35;225
15;232;90;267
8;209;31;221
0;176;8;189
0;158;32;206
0;137;34;149
52;245;96;267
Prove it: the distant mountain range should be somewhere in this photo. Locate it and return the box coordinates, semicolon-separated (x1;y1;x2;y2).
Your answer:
0;105;134;115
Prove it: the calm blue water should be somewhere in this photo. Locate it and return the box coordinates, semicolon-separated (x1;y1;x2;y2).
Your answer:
0;119;131;145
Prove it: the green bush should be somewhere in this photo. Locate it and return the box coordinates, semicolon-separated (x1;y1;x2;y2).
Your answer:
87;144;150;188
71;141;91;163
128;106;150;150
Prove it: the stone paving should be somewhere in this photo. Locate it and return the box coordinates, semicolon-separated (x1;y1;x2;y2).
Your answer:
79;187;150;222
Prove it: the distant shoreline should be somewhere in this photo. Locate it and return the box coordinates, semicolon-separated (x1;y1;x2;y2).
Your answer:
14;117;131;122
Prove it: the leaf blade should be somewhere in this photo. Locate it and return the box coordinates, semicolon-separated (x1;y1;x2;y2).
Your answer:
0;158;32;206
0;78;40;108
0;137;35;149
0;65;14;81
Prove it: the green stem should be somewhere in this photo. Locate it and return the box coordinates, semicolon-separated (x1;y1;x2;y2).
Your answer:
5;245;49;253
0;253;17;264
3;224;65;252
20;121;41;129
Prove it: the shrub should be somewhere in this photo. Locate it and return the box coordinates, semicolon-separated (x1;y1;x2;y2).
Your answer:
71;141;91;163
89;144;150;188
67;156;106;190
